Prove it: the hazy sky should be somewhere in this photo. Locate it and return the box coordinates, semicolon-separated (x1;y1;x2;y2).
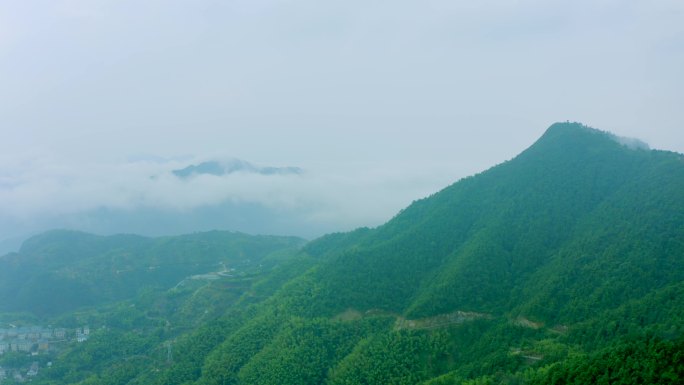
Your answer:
1;0;683;241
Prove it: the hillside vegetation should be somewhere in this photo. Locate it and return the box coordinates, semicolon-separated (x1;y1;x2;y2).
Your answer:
5;123;683;385
0;230;305;316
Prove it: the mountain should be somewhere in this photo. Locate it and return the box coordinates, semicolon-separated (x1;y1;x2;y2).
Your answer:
282;122;684;323
0;235;25;256
0;230;305;316
9;122;684;385
175;122;682;385
0;159;311;254
172;159;303;178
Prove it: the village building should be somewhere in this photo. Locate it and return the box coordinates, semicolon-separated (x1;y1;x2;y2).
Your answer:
38;339;50;351
54;328;67;339
77;333;88;343
27;327;41;339
16;327;30;339
10;339;33;352
27;362;39;377
40;328;53;339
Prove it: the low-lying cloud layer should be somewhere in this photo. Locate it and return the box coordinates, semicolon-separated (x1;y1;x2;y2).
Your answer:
0;154;460;247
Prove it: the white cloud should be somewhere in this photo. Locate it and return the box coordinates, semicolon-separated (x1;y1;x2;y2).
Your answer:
0;154;459;234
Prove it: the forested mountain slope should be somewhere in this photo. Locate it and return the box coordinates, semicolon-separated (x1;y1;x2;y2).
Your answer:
155;122;680;385
0;230;305;316
15;122;684;385
277;122;684;323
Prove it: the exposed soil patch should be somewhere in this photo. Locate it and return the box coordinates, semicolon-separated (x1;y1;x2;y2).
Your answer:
395;310;491;330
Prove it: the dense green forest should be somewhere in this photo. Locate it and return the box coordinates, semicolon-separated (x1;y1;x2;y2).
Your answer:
1;123;682;384
0;230;305;316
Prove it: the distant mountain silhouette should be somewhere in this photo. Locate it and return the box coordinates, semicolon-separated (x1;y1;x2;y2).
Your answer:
172;159;302;178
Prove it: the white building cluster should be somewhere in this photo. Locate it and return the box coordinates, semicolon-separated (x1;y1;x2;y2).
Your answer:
0;325;89;355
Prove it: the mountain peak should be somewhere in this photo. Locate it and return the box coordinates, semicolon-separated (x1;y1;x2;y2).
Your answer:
540;122;649;150
524;122;650;160
540;121;604;141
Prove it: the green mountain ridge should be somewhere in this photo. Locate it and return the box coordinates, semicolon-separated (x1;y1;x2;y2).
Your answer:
0;230;305;316
167;123;681;385
4;122;683;385
275;123;683;324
